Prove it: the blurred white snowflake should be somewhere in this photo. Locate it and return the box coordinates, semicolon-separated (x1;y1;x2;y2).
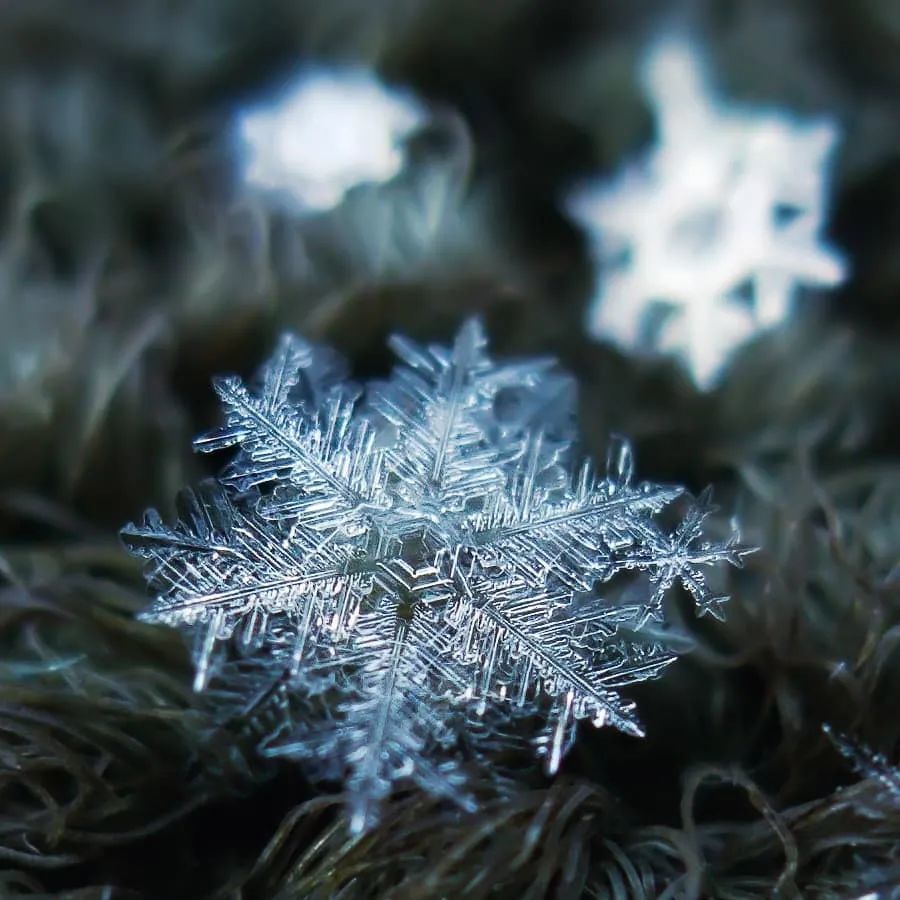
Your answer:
237;66;426;213
567;34;847;389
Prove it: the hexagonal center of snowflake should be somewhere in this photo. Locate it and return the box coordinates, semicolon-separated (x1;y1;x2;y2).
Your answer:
669;206;725;259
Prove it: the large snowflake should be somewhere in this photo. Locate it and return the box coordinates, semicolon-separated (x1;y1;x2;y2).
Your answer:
567;34;847;389
123;321;747;830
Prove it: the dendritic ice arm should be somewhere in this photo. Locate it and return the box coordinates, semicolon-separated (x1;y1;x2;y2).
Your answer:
615;485;751;623
194;332;389;534
262;559;477;833
463;435;683;592
449;573;649;764
121;481;371;692
367;318;575;534
824;726;900;805
446;436;746;766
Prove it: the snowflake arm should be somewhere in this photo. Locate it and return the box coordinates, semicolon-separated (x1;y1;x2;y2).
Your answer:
194;333;387;532
825;726;900;804
451;573;646;748
443;436;742;768
609;486;752;622
371;319;507;517
368;319;573;530
122;481;370;691
464;435;682;591
263;559;477;833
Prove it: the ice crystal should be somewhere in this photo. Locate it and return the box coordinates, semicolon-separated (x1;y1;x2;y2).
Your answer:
825;726;900;805
123;320;747;830
237;66;425;213
567;34;847;389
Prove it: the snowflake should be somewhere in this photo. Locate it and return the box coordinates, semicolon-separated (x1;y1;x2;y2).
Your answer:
237;66;425;214
567;34;847;389
123;321;748;830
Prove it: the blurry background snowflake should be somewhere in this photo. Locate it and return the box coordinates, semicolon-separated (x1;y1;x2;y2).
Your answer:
568;33;847;388
237;66;426;213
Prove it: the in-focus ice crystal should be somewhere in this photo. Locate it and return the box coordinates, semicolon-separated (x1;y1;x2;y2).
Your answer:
237;66;425;213
123;321;748;830
825;725;900;804
568;34;847;389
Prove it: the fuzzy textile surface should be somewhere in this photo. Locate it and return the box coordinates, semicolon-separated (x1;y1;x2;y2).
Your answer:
1;1;899;898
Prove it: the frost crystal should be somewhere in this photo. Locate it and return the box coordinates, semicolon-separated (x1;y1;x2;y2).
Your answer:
237;66;425;213
123;321;747;830
568;34;847;389
825;726;900;804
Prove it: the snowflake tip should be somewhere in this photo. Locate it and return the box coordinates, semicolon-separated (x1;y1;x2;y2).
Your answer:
696;595;729;621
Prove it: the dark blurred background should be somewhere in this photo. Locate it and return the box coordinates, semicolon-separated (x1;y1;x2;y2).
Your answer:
1;0;898;528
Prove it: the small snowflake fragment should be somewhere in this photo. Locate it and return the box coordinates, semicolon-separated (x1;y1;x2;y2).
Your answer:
825;725;900;805
237;66;426;213
123;321;748;830
567;34;847;388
